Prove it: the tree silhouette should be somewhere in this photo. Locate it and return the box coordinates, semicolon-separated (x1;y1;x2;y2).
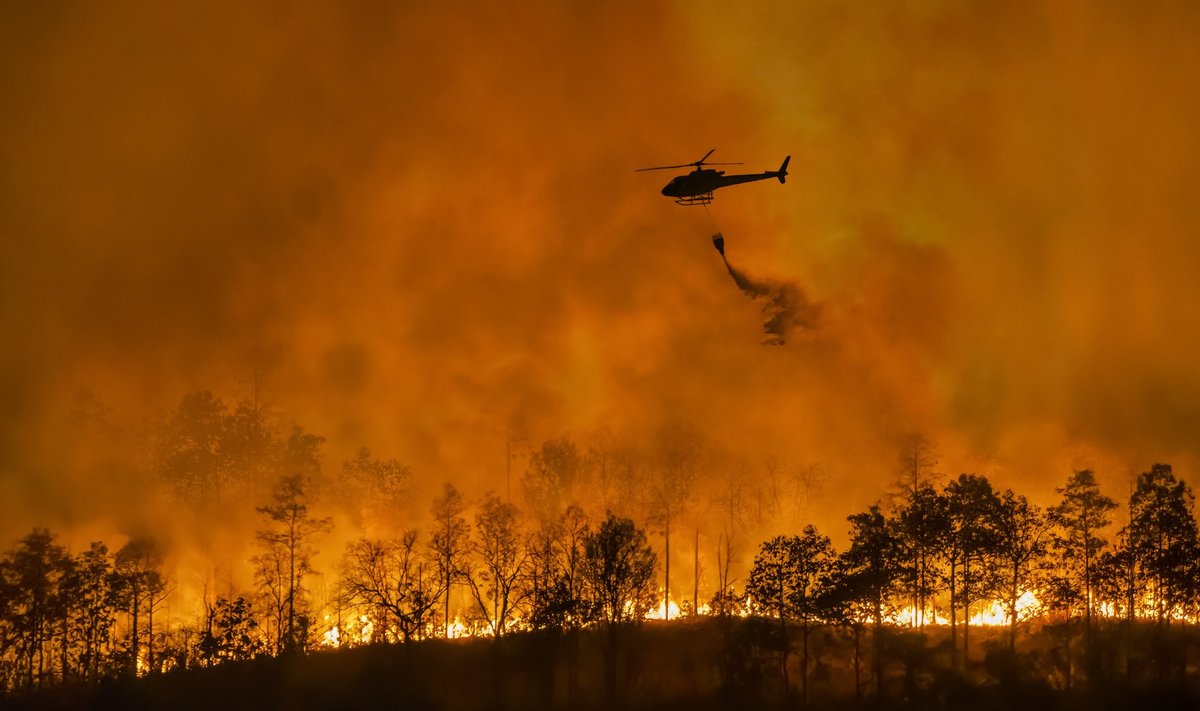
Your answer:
893;434;939;627
1;529;69;689
896;483;948;630
428;483;470;638
199;596;262;663
522;436;585;523
64;542;117;681
746;535;799;698
746;526;835;705
114;538;164;676
840;505;902;695
337;447;414;530
1047;469;1116;641
711;456;752;618
254;474;331;654
993;490;1049;650
648;424;704;621
581;513;657;624
464;492;526;636
219;399;274;497
523;505;590;631
155;391;229;506
340;532;437;643
944;473;1002;666
1126;464;1198;627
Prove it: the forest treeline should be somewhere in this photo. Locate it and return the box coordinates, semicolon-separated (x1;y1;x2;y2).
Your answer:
2;390;1200;705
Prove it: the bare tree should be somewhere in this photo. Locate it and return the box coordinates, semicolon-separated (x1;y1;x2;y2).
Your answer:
523;505;590;631
464;493;526;636
340;532;437;643
428;483;470;638
338;448;414;530
893;433;938;627
254;474;332;654
712;456;751;615
648;424;705;620
114;538;164;675
522;436;585;523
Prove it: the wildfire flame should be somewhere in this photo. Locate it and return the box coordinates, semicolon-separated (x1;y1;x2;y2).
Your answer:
446;617;469;639
320;613;375;648
887;591;1041;628
646;599;681;621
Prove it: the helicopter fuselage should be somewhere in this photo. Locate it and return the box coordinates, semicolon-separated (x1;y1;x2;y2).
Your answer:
661;168;780;198
660;155;790;204
638;151;790;206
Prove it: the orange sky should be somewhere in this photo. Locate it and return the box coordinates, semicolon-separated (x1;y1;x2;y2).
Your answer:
3;1;1200;554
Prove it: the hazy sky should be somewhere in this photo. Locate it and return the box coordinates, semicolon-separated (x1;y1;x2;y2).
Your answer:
3;1;1200;548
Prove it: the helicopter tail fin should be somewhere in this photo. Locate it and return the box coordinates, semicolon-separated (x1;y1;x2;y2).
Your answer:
777;155;790;184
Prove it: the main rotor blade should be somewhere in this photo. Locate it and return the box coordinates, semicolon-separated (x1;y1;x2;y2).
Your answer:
635;161;744;172
635;163;695;172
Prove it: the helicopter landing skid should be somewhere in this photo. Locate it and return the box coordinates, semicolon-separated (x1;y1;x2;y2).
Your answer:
674;192;714;206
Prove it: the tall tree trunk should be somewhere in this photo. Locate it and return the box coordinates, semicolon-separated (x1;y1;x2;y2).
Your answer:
1009;564;1019;652
917;550;926;628
948;559;958;669
287;517;297;652
853;623;862;705
801;617;809;708
664;518;671;621
911;465;919;628
1082;502;1093;659
36;617;44;689
444;566;451;639
962;555;970;669
131;584;140;675
61;612;69;683
873;595;884;697
1125;558;1134;681
779;609;790;701
148;595;154;673
693;527;699;615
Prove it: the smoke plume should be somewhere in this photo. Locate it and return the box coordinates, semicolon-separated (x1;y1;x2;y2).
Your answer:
712;233;820;345
2;1;1200;581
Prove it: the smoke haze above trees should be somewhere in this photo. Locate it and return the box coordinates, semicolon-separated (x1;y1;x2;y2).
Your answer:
3;0;1200;567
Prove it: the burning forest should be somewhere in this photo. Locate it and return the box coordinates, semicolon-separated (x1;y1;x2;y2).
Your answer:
2;405;1200;708
5;1;1200;709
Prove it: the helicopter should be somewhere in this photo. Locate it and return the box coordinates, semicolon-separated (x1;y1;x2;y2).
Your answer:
636;149;790;205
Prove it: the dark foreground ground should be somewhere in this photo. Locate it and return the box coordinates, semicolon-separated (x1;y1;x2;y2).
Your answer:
4;618;1200;710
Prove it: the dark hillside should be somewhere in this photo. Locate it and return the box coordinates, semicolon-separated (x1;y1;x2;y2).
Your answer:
4;618;1200;711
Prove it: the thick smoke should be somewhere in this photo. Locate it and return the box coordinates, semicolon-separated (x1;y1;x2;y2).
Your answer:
2;1;1200;574
712;232;820;345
